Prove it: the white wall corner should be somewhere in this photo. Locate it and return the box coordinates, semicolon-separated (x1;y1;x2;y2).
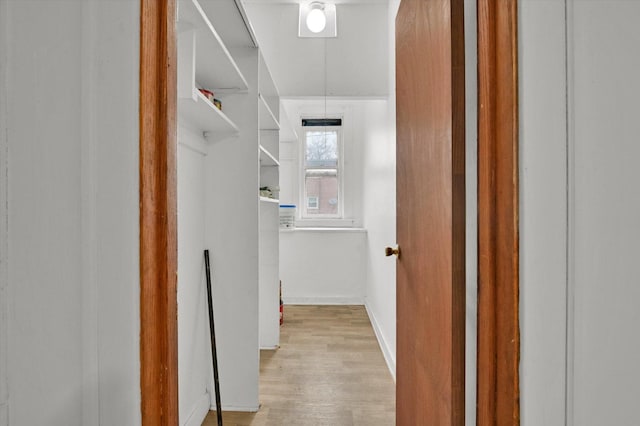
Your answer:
183;393;210;426
364;301;396;382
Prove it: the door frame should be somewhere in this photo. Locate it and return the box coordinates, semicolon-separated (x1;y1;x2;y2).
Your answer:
139;0;179;424
477;0;520;424
137;0;520;423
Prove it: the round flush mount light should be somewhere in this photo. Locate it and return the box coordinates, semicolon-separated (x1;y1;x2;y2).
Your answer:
306;3;326;33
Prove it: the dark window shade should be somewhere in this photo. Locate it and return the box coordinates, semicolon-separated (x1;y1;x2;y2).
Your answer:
302;118;342;127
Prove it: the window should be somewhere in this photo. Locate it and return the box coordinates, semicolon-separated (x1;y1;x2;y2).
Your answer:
301;118;342;218
307;196;319;209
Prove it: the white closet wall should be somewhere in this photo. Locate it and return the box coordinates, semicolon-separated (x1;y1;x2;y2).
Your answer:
569;2;640;423
520;1;640;424
177;127;210;426
1;1;141;424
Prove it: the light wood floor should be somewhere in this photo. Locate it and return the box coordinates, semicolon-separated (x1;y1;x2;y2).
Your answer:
203;305;395;426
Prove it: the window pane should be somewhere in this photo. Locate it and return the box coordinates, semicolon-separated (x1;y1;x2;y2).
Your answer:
305;131;337;167
307;196;319;209
305;169;338;215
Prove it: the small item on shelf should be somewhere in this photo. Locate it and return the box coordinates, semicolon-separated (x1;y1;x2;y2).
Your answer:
279;205;296;229
198;88;215;103
260;186;274;198
213;99;222;111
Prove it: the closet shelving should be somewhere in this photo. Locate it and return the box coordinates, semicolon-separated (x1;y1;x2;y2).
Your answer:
177;0;248;139
259;145;279;167
179;90;239;136
279;106;299;143
177;0;286;408
259;197;280;204
257;51;281;349
257;51;281;204
258;94;280;131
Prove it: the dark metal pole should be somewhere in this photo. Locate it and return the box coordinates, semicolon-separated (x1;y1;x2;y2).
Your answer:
204;250;223;426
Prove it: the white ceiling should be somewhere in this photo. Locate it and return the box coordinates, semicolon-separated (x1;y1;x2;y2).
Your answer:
243;1;390;97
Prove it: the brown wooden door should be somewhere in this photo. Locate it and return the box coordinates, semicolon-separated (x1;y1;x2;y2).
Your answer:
395;0;465;424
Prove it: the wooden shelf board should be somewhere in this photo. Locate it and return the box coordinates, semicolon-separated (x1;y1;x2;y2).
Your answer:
178;0;249;92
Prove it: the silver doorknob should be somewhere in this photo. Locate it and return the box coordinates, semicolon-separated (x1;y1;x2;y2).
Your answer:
385;246;400;257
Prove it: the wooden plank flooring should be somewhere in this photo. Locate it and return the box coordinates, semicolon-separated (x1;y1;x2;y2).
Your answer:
203;305;395;425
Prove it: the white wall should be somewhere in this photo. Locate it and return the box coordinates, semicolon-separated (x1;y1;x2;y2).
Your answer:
244;2;389;97
569;2;640;424
280;229;366;304
0;2;9;424
1;1;140;425
177;129;211;426
520;1;640;424
361;96;396;379
278;98;386;307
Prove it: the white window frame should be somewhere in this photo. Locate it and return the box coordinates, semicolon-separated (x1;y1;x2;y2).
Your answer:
307;196;319;209
299;122;344;220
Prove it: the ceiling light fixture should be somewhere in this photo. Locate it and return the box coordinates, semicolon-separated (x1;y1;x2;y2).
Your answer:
306;3;326;33
299;2;337;38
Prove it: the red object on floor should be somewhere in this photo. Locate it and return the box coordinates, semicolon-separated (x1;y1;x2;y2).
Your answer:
279;280;283;325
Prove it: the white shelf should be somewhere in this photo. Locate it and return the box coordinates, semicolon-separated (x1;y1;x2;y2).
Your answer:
279;107;299;142
259;196;280;204
259;145;279;167
259;94;280;130
178;90;239;138
259;52;279;99
198;0;257;48
178;0;248;92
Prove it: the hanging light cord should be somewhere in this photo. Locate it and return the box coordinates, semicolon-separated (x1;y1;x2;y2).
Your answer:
323;34;327;144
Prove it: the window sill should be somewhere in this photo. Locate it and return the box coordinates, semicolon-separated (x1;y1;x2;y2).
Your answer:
280;227;366;233
295;218;358;228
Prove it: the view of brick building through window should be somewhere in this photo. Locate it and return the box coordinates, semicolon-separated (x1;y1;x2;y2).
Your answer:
305;172;338;214
304;129;340;216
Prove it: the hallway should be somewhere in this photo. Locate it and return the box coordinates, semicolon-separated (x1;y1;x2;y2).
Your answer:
204;305;395;426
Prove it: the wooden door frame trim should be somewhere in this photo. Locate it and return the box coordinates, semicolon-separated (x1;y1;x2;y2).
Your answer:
136;0;520;423
139;0;179;424
477;0;520;424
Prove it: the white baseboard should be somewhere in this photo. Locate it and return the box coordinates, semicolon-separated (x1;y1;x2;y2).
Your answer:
283;296;364;305
365;301;396;382
183;393;210;426
212;404;260;412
